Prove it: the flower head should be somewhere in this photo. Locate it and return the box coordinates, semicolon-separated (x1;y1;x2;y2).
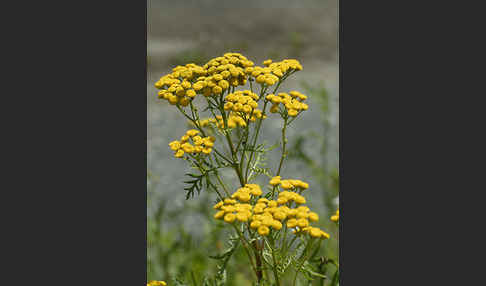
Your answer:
169;130;214;158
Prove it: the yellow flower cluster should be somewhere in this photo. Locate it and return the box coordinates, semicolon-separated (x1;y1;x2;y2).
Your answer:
266;91;308;117
251;191;328;239
168;129;215;158
213;181;329;239
194;109;265;129
155;53;253;105
269;176;309;190
154;53;306;121
201;53;253;92
331;209;339;222
250;198;287;235
245;59;303;86
155;63;207;106
224;90;259;113
231;183;263;201
147;281;167;286
194;116;247;129
276;196;328;239
213;184;263;222
262;58;303;71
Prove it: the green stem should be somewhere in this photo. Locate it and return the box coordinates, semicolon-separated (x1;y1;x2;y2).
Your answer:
269;236;281;286
217;90;246;187
244;72;291;182
293;239;316;286
244;99;268;182
189;155;224;200
276;116;288;176
214;172;231;197
283;233;299;260
232;224;259;280
176;104;232;166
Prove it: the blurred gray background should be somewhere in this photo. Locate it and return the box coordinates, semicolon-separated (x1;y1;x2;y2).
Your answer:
147;0;339;237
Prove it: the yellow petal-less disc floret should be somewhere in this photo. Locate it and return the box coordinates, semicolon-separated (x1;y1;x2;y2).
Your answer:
224;213;236;223
214;210;225;219
287;218;298;228
269;176;281;186
258;225;270;236
331;209;339;222
250;220;262;229
297;218;309;228
213;201;224;209
236;212;250;222
308;212;319;222
309;227;323;238
174;149;184;158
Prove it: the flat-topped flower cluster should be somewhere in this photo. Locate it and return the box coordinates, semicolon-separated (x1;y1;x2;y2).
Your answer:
213;177;330;239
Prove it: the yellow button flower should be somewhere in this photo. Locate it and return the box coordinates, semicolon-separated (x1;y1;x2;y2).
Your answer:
294;195;306;204
331;209;339;222
213;201;224;209
309;227;322;238
222;205;236;213
174;149;184;158
256;75;266;84
273;211;286;221
202;147;212;154
261;217;274;226
181;143;194;153
237;192;251;202
213;86;223;94
280;180;293;189
272;220;283;230
236;212;249;222
224;213;236;223
320;230;330;239
269;176;281;186
214;210;225;219
168;140;180;151
287;218;297;228
308;212;319;222
266;200;277;208
297;218;309;228
250;220;262;229
253;207;264;214
257;225;270;236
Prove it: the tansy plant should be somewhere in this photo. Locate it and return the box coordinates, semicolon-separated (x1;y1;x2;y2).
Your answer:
153;53;339;286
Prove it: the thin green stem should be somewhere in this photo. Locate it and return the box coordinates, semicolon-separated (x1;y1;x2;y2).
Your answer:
232;224;259;280
214;172;231;197
276;116;288;177
189;155;224;200
269;236;281;286
293;239;316;286
216;90;246;186
176;104;232;166
244;99;268;182
244;72;292;182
